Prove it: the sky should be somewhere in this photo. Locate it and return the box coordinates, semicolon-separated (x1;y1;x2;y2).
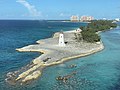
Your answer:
0;0;120;20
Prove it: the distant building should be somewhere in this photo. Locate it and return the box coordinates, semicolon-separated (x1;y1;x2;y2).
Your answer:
80;16;94;22
70;15;79;22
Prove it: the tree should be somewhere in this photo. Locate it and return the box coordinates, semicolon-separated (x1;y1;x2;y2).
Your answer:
80;20;117;43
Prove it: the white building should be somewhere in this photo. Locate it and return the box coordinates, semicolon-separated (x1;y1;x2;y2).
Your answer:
59;32;66;47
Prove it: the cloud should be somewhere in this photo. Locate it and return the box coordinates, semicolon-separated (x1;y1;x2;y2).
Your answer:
59;13;71;17
16;0;41;17
59;13;64;16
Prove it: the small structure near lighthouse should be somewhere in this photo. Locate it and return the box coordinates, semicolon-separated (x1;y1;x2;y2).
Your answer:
59;31;66;47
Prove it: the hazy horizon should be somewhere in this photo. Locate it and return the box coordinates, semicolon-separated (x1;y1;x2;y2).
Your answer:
0;0;120;20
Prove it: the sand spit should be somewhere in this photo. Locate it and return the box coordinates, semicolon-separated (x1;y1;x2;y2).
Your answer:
6;30;104;85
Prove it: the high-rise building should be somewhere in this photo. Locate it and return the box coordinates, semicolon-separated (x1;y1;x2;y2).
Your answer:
70;15;79;22
80;16;94;22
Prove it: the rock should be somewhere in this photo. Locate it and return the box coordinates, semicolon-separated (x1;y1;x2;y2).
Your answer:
56;76;63;80
22;70;41;82
69;64;77;68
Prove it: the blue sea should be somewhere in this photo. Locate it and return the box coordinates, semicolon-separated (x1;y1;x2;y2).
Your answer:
0;20;120;90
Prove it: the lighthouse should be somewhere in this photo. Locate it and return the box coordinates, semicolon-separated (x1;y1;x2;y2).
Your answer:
59;31;66;47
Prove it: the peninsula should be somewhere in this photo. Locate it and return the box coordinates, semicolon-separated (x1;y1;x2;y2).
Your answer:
6;20;117;85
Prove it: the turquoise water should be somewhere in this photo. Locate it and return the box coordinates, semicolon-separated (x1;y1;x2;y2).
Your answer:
0;20;120;90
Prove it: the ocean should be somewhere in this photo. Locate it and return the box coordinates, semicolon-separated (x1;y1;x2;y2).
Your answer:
0;20;120;90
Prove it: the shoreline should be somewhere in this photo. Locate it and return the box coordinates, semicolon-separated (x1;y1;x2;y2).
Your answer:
6;29;104;85
44;42;104;66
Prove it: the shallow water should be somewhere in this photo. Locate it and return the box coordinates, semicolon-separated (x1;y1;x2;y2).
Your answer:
0;20;86;90
0;20;120;90
34;26;120;90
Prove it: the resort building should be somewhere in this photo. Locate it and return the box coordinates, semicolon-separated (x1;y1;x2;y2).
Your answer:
80;16;94;22
70;15;79;22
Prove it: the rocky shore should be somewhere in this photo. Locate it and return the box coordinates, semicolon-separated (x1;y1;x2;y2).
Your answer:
6;30;104;85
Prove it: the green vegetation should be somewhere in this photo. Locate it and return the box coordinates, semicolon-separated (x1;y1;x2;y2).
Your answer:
80;20;117;43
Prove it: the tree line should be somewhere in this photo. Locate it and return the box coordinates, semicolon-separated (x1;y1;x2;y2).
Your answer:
79;20;117;43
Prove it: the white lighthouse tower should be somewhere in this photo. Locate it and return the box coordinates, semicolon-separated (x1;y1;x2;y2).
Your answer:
59;31;66;47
